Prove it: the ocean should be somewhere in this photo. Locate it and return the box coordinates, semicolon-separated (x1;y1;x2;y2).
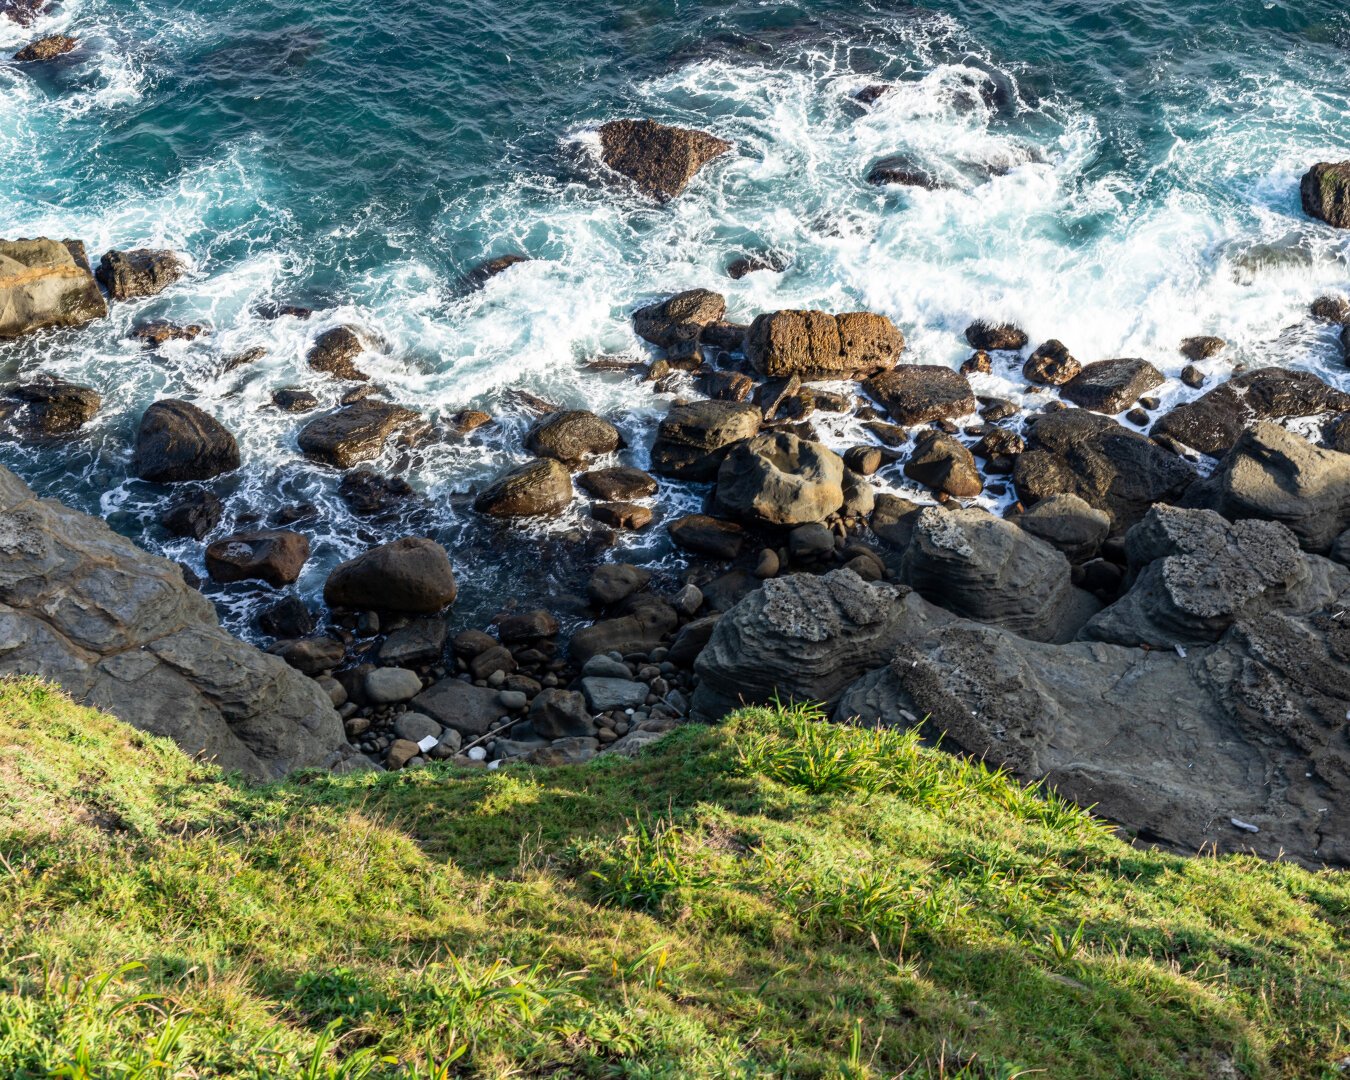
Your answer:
2;0;1349;633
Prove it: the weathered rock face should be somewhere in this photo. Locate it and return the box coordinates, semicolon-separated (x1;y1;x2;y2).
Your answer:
690;571;951;720
598;119;732;201
650;400;761;480
570;600;679;663
1082;505;1346;648
1060;358;1165;415
525;410;621;464
633;289;726;349
1;0;49;26
1180;336;1226;361
863;365;976;425
0;465;358;780
903;430;982;498
473;458;574;518
745;310;904;380
306;326;369;381
13;33;76;61
1183;423;1350;554
713;432;845;526
965;321;1028;352
668;513;744;559
578;466;657;501
1154;368;1350;457
161;490;223;540
296;400;419;468
0;238;108;338
1023;339;1080;385
0;377;100;437
96;248;185;301
132;400;240;483
1301;162;1350;229
1013;409;1195;532
324;537;457;613
205;530;310;588
900;507;1098;643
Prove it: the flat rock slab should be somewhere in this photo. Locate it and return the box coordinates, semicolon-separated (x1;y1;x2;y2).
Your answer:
1060;358;1164;414
411;677;503;736
580;676;649;711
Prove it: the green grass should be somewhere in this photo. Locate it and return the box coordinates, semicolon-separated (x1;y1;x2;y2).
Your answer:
0;678;1347;1078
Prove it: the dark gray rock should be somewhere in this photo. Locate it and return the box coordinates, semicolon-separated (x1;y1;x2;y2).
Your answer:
324;537;457;614
528;688;596;739
1016;493;1110;562
412;678;503;736
378;618;447;666
571;602;678;664
132;400;240;483
964;321;1028;352
1060;358;1165;414
160;490;223;540
1301;161;1350;228
1;377;100;437
580;677;648;711
863;365;976;425
205;530;309;588
650;400;760;481
588;564;651;606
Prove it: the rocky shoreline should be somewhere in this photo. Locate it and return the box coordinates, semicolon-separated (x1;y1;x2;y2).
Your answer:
3;103;1350;865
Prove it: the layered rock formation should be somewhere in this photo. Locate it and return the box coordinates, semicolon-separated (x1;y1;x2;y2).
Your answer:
0;238;108;338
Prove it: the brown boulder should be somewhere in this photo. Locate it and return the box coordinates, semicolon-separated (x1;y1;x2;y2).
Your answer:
132;400;240;483
1;376;100;436
205;530;310;588
650;400;760;480
632;288;726;349
1301;162;1350;228
96;248;185;301
864;365;976;424
473;458;574;518
324;537;457;613
904;431;982;498
598;119;732;201
745;310;903;380
1060;358;1165;415
578;466;658;501
297;400;420;468
306;326;369;381
668;514;745;559
964;320;1027;351
13;33;75;61
0;238;108;338
525;410;621;463
1023;340;1080;385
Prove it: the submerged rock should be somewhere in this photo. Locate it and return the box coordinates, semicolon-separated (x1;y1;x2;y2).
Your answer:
866;154;944;189
96;248;185;301
296;400;420;468
598;119;732;201
0;376;100;436
160;490;223;540
745;310;903;380
130;319;205;349
1301;161;1350;228
463;253;529;289
306;326;369;381
324;537;457;613
0;238;108;338
132;400;240;483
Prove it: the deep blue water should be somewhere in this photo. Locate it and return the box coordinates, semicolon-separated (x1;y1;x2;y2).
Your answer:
2;0;1349;631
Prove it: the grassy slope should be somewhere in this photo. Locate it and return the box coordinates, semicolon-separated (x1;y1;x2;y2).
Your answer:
0;677;1346;1079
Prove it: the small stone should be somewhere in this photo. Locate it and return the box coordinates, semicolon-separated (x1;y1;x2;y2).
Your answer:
1181;365;1207;389
497;690;528;711
754;548;780;579
674;584;703;615
366;667;423;704
385;739;421;770
394;712;442;743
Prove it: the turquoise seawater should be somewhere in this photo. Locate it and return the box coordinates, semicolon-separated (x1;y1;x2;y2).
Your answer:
2;0;1349;630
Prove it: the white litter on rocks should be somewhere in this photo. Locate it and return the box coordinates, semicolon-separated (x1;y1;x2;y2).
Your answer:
1230;818;1260;833
417;735;439;752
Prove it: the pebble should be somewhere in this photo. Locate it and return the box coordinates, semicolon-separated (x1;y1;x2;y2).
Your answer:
582;654;632;680
497;689;528;711
467;746;487;762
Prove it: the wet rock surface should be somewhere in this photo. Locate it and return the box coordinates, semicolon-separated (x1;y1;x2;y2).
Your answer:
296;400;419;468
132;400;240;483
96;248;185;301
0;238;108;338
598;119;732;201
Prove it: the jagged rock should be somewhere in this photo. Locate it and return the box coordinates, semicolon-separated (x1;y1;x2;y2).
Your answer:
1180;336;1226;361
306;326;369;381
599;119;732;201
463;253;528;289
1013;409;1195;532
205;530;309;588
1060;358;1164;414
526;410;621;463
744;310;903;380
668;514;744;559
667;613;719;667
1182;423;1350;554
379;619;447;666
588;563;650;606
411;678;502;736
900;507;1098;642
1154;367;1350;457
1311;295;1350;323
529;689;596;739
160;490;223;540
864;366;976;425
96;248;185;301
727;252;786;279
592;502;651;529
1023;340;1080;385
297;401;420;468
1082;505;1347;648
691;570;951;720
0;238;107;337
972;427;1024;472
0;0;48;26
964;321;1027;351
866;154;944;189
1016;493;1110;562
855;84;892;105
581;677;648;711
1301;162;1350;228
713;432;845;526
130;319;205;349
13;33;75;61
903;431;981;498
132;400;240;483
650;400;760;480
570;601;678;663
0;377;100;437
835;607;1350;867
633;289;726;349
473;458;574;518
0;465;358;779
272;388;319;413
324;537;457;613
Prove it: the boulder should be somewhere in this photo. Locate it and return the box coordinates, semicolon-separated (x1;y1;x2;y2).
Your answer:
1301;162;1350;228
900;507;1098;643
13;33;75;61
713;432;845;526
570;601;678;663
0;377;100;436
96;248;185;301
1082;505;1347;648
1016;493;1110;561
160;490;223;540
1183;423;1350;554
668;514;745;559
473;458;574;518
0;0;48;26
964;321;1027;351
528;689;596;739
378;618;448;666
269;637;345;675
650;400;761;480
580;677;648;711
132;400;240;483
0;238;108;338
1311;295;1350;324
691;570;952;720
296;400;420;468
1060;358;1164;414
588;563;650;606
592;502;651;530
633;289;726;349
1023;340;1080;385
598;119;732;201
337;469;414;517
365;667;423;705
1013;409;1195;532
323;537;457;613
1180;336;1226;361
306;326;369;381
578;466;658;501
903;431;982;498
0;465;359;779
257;597;317;640
129;319;204;349
863;365;976;425
272;388;319;413
411;678;502;736
497;609;558;643
745;310;903;380
393;711;441;743
205;530;310;588
525;410;621;464
869;494;924;551
1154;368;1350;457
